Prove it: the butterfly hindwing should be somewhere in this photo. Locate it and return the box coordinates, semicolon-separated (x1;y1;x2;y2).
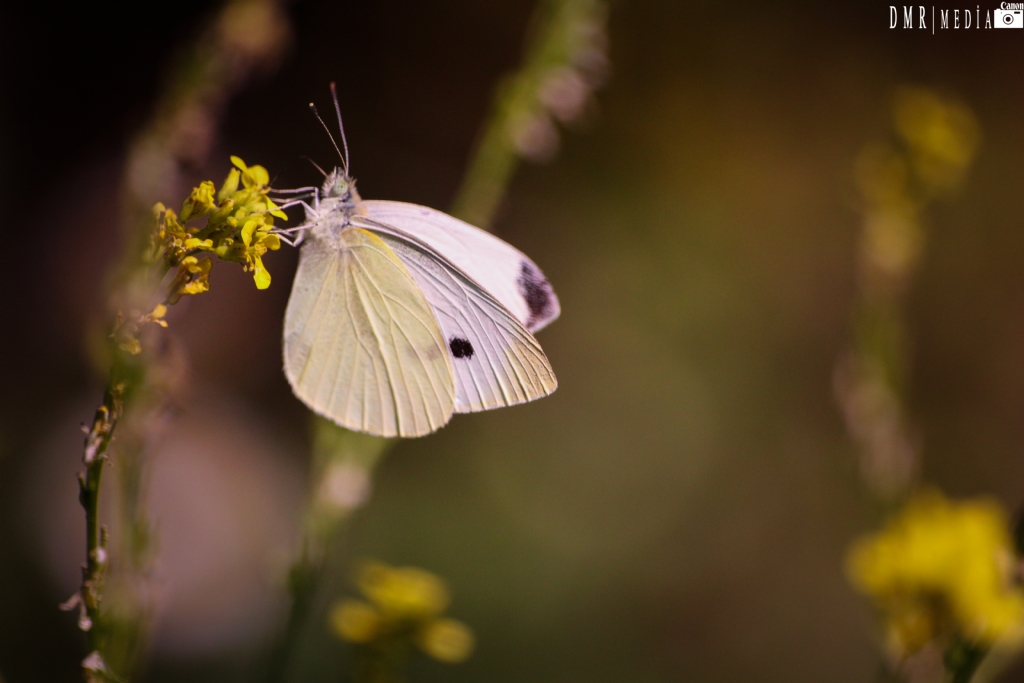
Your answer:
354;218;558;413
283;227;455;437
359;200;560;332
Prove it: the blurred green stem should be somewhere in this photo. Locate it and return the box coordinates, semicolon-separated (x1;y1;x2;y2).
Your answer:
946;640;987;683
452;0;606;227
269;420;391;682
835;89;979;502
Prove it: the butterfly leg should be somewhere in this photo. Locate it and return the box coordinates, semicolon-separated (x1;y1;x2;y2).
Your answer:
267;189;321;247
272;199;319;213
269;186;320;195
274;232;300;247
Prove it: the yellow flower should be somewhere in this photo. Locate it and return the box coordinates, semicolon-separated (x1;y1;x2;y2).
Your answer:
417;618;474;663
330;600;381;643
358;562;450;619
168;256;213;304
330;561;474;667
161;209;188;241
183;237;214;250
180;180;217;221
218;168;240;201
143;304;169;328
892;88;980;195
265;196;288;220
231;155;270;188
118;335;142;356
250;257;270;289
240;217;266;247
240;218;281;290
847;490;1024;658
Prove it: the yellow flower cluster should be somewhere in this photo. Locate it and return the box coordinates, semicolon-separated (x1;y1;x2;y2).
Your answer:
330;561;474;666
847;490;1024;658
111;156;286;357
150;156;286;300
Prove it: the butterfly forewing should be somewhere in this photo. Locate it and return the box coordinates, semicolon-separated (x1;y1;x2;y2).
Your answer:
359;201;560;332
357;221;557;413
283;227;455;437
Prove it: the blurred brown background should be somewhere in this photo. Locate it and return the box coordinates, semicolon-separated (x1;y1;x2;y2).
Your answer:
3;1;1024;682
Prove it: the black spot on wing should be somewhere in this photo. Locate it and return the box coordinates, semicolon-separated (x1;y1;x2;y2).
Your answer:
517;260;554;330
449;337;474;359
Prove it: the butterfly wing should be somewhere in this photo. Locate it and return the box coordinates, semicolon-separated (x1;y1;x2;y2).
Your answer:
283;227;455;437
353;218;557;413
358;200;560;332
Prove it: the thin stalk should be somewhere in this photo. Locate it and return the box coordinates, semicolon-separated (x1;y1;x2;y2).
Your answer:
80;385;118;633
73;349;142;680
268;420;390;682
835;88;979;502
452;0;607;228
945;640;987;683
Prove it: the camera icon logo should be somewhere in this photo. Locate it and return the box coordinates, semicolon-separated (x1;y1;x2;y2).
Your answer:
995;8;1024;27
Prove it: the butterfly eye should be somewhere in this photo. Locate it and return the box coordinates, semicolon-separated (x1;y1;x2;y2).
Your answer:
333;178;349;198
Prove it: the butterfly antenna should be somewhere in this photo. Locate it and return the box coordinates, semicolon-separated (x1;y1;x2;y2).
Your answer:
300;154;329;178
309;102;346;169
329;82;351;174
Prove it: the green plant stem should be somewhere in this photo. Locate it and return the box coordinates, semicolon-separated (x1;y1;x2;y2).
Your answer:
451;0;605;228
76;350;141;678
946;640;988;683
80;386;118;636
269;419;391;682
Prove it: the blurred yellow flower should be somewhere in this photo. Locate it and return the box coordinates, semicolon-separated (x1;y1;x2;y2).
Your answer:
358;561;450;619
110;304;170;356
416;617;475;663
330;600;381;643
117;334;142;357
892;87;979;195
847;490;1023;658
144;304;168;328
329;561;474;669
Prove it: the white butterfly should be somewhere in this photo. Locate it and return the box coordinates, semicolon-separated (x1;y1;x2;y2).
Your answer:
278;101;559;437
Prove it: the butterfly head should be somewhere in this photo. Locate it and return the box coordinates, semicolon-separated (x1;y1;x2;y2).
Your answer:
323;168;360;203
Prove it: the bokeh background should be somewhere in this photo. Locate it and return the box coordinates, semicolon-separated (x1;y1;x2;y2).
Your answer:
4;1;1024;681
